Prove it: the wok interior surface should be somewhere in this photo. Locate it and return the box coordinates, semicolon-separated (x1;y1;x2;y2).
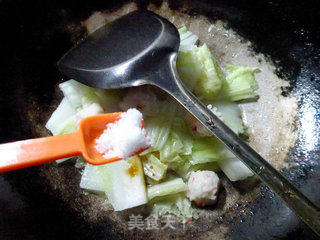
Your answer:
0;0;320;239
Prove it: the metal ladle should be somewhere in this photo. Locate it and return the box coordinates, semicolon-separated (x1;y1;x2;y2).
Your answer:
58;10;320;235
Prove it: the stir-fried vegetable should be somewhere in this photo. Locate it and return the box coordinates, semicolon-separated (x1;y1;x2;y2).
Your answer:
150;194;198;219
218;148;254;181
45;97;77;136
177;44;223;98
147;178;186;200
98;156;148;211
221;64;260;101
143;154;168;181
80;163;104;193
46;26;259;218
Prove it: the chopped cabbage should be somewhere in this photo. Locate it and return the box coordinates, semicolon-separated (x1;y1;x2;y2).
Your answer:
159;117;193;161
221;64;259;101
74;102;104;125
80;163;104;193
193;44;224;99
170;158;219;181
168;156;191;178
59;80;98;110
46;100;78;164
142;103;175;153
178;26;187;35
150;194;198;219
98;156;148;211
177;28;259;102
179;26;199;52
177;27;224;99
190;137;220;165
59;79;119;111
186;162;220;179
147;178;186;200
176;50;202;91
208;101;247;135
185;101;247;137
177;44;223;98
46;98;104;163
47;26;261;218
46;80;113;163
218;147;254;181
143;154;168;181
45;97;77;136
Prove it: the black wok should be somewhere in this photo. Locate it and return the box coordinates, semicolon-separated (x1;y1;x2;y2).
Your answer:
0;0;319;239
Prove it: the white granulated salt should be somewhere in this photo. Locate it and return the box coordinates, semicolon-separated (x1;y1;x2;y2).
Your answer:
95;108;151;159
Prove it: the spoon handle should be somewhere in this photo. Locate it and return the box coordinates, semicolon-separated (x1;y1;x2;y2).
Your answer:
155;54;320;236
0;132;81;172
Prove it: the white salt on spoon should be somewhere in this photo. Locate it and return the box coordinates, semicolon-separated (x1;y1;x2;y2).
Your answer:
95;108;151;159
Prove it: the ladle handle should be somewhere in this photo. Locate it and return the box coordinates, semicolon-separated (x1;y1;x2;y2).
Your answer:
0;132;81;172
154;54;320;236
